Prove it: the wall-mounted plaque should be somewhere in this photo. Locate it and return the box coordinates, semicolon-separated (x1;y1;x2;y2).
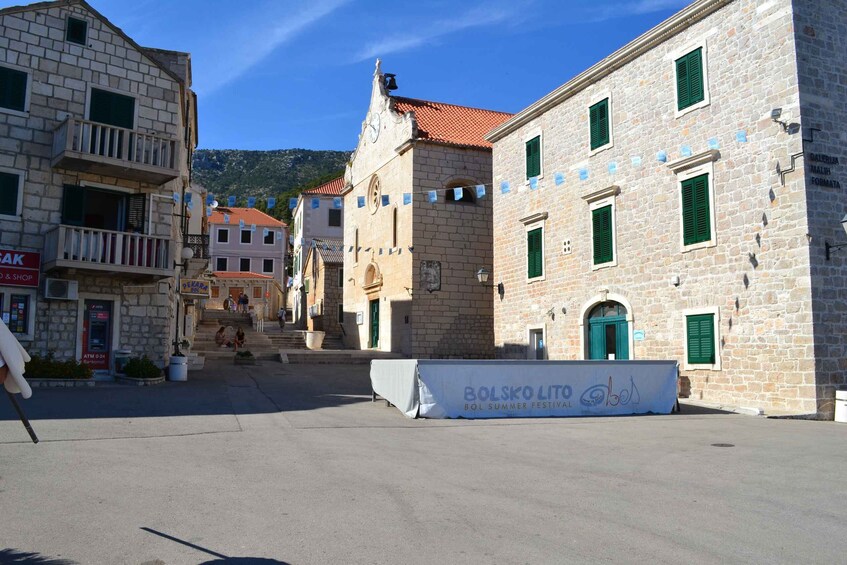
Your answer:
420;260;441;293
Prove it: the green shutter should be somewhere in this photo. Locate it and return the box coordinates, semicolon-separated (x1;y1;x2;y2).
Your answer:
525;136;540;179
0;66;28;112
0;171;19;216
592;205;613;264
681;173;710;245
89;88;135;129
527;228;542;278
589;98;609;150
676;48;704;111
61;184;86;226
687;314;715;364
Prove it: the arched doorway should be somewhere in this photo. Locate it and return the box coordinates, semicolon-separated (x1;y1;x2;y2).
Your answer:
587;301;629;360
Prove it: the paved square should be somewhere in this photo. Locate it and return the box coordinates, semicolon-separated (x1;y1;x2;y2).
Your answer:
1;361;845;564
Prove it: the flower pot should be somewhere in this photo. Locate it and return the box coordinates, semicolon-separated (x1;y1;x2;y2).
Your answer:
305;331;325;350
169;355;188;381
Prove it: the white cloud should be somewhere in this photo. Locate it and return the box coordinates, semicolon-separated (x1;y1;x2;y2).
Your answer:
589;0;690;21
353;4;520;62
194;0;350;95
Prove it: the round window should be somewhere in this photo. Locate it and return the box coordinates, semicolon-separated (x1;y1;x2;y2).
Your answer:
367;175;381;214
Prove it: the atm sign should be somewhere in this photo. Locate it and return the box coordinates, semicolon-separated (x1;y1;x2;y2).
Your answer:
0;249;40;288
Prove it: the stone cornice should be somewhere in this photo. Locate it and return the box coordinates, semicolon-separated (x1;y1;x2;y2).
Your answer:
519;212;548;225
485;0;734;143
581;185;620;203
666;149;721;173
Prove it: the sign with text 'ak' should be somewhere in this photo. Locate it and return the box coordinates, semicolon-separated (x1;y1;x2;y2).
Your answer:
0;249;40;288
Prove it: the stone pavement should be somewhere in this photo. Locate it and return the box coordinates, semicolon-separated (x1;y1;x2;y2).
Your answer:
0;360;845;564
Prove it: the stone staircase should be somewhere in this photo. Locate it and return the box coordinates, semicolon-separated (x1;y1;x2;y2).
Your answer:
192;312;283;361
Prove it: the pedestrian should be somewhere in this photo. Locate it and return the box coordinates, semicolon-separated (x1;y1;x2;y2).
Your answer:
223;295;230;311
234;326;246;351
277;306;286;330
214;326;232;348
242;293;250;313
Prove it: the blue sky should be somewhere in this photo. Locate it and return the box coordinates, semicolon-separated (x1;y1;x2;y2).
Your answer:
7;0;691;150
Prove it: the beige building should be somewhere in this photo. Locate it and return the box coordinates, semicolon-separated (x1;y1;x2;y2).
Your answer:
342;62;511;357
303;238;343;337
0;0;200;373
486;0;847;417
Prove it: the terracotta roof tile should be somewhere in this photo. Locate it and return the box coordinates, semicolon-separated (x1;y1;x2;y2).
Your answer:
392;97;513;149
209;207;286;227
212;271;274;280
303;177;344;196
314;238;344;264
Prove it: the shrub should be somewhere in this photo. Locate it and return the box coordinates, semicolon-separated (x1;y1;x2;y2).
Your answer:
123;356;162;379
25;353;93;379
235;350;254;358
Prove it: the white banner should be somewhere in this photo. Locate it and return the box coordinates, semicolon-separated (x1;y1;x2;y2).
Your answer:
415;360;678;419
370;360;420;418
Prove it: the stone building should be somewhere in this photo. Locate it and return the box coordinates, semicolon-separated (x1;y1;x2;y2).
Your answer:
342;62;512;357
207;207;287;317
302;238;343;337
0;0;200;374
290;176;343;328
485;0;847;417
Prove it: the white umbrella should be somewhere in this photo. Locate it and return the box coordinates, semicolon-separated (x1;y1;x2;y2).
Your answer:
0;318;31;399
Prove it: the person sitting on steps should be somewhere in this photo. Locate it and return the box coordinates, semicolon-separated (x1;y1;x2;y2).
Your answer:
234;326;246;351
215;326;232;348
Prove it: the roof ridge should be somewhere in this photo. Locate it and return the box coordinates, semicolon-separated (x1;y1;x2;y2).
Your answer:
392;95;513;116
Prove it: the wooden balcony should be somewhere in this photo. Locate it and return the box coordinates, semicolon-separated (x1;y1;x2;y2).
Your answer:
43;225;174;279
52;118;180;185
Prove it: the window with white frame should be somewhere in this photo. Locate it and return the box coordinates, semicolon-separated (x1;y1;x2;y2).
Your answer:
240;258;250;272
683;306;721;370
668;153;718;252
673;40;710;117
0;168;24;219
263;259;274;273
217;228;229;244
264;230;275;245
520;212;547;282
240;230;252;244
215;257;228;271
582;185;619;270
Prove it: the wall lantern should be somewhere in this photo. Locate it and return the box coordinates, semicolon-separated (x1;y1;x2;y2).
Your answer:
825;214;847;260
476;267;504;296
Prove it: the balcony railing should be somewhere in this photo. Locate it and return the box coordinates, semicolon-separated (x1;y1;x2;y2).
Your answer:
185;234;210;260
43;225;174;279
52;118;180;185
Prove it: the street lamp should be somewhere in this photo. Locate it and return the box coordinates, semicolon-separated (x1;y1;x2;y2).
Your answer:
824;214;847;260
476;267;504;296
172;246;194;356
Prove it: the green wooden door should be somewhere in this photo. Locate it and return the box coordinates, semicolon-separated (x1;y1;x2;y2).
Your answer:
369;299;379;348
588;317;629;360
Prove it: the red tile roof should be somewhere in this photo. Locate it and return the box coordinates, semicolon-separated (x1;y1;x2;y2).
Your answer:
209;207;286;227
392;97;513;149
212;271;274;280
303;177;344;196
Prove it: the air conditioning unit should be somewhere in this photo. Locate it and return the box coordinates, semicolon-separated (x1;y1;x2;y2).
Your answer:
44;278;79;300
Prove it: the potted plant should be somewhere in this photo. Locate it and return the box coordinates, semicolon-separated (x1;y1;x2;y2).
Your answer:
24;353;94;387
234;350;256;365
304;331;325;350
121;356;165;385
168;338;192;382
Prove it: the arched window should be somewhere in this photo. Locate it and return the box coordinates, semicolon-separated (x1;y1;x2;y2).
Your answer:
445;180;476;204
354;228;359;263
392;207;398;248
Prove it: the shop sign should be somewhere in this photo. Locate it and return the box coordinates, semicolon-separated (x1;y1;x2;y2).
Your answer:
180;279;211;297
0;249;40;288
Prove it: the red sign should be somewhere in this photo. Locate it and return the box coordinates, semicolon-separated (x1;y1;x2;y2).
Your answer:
0;249;40;288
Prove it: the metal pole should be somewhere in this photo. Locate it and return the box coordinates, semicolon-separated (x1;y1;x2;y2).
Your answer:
5;389;38;444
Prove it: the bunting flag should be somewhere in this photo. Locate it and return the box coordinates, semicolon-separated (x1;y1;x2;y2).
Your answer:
403;193;412;205
554;172;565;186
428;191;437;203
206;206;213;217
579;169;588;181
529;177;538;190
631;156;642;167
348;246;353;252
187;201;194;211
250;223;256;232
289;235;295;245
289;198;297;210
656;150;667;162
608;162;618;174
185;193;192;204
357;196;365;208
736;130;747;143
228;196;236;207
224;214;230;224
311;198;320;209
453;187;463;200
247;196;256;208
500;181;510;194
378;248;383;255
287;278;293;288
267;197;276;208
381;195;390;206
475;184;486;199
680;145;692;157
408;246;414;252
263;228;269;237
173;193;180;204
206;194;215;206
334;197;342;209
364;247;371;252
708;138;720;150
239;219;245;229
277;231;283;241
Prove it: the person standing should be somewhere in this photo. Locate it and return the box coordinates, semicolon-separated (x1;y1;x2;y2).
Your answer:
277;306;286;330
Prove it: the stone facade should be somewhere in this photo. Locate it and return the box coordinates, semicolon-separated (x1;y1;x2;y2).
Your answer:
303;240;343;336
0;0;197;372
487;0;847;417
342;63;506;358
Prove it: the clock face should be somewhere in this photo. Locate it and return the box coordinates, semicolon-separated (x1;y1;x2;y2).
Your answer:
368;113;380;142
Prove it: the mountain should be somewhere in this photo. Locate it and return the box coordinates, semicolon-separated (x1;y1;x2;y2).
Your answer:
192;148;351;201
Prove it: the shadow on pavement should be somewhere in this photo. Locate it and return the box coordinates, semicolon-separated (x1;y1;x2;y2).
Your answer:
140;527;289;564
0;549;77;565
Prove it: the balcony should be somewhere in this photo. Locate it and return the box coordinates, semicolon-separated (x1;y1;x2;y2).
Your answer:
43;225;174;279
185;234;210;260
52;118;180;185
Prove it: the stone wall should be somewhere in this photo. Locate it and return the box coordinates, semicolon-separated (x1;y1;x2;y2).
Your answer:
491;0;822;414
793;0;847;416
